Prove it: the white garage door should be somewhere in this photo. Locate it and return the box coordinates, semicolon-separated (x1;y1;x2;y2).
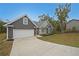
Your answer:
13;29;34;39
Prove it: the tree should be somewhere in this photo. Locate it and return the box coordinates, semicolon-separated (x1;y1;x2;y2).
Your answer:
38;14;52;21
49;19;61;32
38;14;53;24
55;3;71;33
0;20;6;33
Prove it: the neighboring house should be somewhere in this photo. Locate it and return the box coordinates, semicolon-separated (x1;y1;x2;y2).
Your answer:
4;15;54;39
38;19;53;35
66;19;79;31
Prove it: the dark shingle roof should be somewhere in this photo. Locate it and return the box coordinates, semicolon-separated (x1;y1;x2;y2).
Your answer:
67;19;79;24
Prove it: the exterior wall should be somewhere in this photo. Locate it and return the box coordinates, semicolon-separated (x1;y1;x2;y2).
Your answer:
39;19;54;35
39;28;47;34
34;28;39;35
47;24;53;34
39;29;42;34
39;24;53;35
7;16;38;39
10;16;36;29
66;21;79;31
39;20;48;28
8;27;13;39
47;27;53;34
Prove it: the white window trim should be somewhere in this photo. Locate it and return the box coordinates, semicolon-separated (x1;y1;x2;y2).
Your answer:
23;17;28;25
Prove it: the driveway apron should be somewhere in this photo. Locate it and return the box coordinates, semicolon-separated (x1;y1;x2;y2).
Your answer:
10;37;79;56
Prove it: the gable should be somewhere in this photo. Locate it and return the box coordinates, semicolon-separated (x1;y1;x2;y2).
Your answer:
9;16;36;29
39;20;53;29
39;20;49;28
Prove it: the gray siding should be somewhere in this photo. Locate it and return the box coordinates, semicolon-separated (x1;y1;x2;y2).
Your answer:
8;27;13;39
39;25;53;34
66;20;79;31
39;28;46;34
34;28;39;35
38;19;53;34
10;16;36;29
7;16;37;39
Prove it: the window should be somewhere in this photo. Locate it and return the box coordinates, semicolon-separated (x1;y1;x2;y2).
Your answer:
23;17;28;25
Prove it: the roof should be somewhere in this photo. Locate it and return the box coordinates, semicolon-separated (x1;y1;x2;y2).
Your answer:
67;19;79;24
4;14;38;28
33;21;39;27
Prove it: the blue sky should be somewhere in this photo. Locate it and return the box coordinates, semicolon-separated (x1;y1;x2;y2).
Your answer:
0;3;79;22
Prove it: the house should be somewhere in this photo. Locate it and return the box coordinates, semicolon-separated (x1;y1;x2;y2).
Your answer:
66;19;79;31
38;19;53;35
4;15;53;39
4;15;39;39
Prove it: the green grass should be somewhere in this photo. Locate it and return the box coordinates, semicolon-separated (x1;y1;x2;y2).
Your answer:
0;33;13;56
38;33;79;47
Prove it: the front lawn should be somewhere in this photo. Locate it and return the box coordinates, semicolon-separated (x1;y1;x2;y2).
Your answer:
0;33;13;56
38;33;79;47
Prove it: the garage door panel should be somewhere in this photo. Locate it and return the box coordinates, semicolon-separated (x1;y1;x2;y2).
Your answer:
13;29;34;39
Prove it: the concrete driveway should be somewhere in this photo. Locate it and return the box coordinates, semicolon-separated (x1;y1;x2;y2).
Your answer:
10;37;79;56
